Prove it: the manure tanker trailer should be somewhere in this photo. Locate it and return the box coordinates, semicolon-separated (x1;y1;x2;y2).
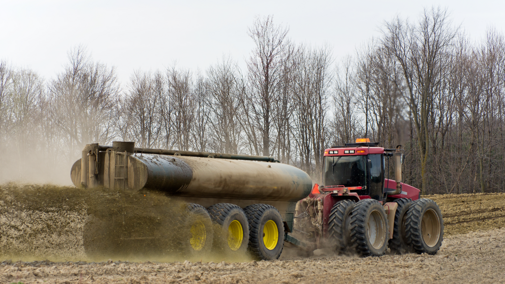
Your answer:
71;141;312;260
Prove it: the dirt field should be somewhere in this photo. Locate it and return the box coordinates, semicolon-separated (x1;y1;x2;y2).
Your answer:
429;193;505;235
1;184;505;283
2;228;504;284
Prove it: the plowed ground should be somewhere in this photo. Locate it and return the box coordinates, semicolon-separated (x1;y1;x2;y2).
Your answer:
1;184;504;284
429;193;505;235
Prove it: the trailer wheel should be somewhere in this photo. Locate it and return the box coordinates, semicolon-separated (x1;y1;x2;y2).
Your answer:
350;199;388;257
328;200;355;252
388;198;413;254
207;203;249;255
244;204;284;260
180;203;214;256
405;198;444;255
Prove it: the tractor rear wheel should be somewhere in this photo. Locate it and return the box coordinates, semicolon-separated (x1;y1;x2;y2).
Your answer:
405;198;444;255
388;198;413;254
328;200;355;252
244;204;285;260
207;203;249;255
350;199;389;257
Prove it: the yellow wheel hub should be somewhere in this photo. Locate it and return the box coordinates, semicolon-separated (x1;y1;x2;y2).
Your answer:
190;220;206;251
263;220;279;250
228;220;244;251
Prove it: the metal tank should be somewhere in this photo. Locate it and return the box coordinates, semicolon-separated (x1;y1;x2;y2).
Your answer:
70;142;312;230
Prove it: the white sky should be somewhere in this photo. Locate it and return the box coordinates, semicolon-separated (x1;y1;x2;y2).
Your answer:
1;0;504;86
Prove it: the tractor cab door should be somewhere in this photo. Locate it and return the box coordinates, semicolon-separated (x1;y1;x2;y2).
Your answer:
367;154;384;201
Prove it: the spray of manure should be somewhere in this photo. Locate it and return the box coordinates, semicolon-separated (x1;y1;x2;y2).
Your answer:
0;183;253;263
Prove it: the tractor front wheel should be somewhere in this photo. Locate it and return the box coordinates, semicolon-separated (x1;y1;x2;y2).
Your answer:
350;199;389;257
328;200;355;252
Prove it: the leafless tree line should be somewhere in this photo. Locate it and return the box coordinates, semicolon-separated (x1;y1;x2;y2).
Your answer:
338;8;505;194
1;10;505;194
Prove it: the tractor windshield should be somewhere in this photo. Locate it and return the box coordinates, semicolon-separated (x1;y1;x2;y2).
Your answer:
323;155;367;187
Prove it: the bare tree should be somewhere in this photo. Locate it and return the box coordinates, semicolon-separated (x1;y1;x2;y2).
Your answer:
355;46;374;139
192;74;210;152
0;62;11;141
167;67;194;151
206;59;244;154
272;42;297;163
247;15;289;156
0;66;52;183
8;70;44;146
48;47;120;153
292;46;332;176
332;57;360;146
374;48;404;146
0;66;44;156
470;31;505;192
445;36;472;193
120;71;165;148
382;8;457;194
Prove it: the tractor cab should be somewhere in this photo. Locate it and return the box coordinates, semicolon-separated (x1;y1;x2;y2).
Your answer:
321;138;417;201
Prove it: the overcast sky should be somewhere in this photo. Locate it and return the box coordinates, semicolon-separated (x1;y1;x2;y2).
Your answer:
1;0;504;86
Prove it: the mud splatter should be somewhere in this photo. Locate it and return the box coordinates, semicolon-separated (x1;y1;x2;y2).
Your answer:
0;183;252;263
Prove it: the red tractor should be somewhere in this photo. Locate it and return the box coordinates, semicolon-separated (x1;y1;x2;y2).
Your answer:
294;138;444;256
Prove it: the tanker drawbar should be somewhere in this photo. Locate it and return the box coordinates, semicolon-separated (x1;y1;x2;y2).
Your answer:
71;142;312;260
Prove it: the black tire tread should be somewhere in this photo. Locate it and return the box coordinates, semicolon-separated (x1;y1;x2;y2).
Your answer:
328;200;355;251
350;199;388;257
405;198;444;255
187;203;206;212
244;204;284;260
388;198;412;254
207;203;243;225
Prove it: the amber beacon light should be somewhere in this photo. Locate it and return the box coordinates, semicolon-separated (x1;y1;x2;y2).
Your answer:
355;138;370;143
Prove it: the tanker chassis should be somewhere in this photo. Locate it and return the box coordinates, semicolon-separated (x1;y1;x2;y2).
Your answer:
71;140;443;260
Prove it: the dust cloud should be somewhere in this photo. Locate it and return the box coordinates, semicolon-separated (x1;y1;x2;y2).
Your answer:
0;141;77;185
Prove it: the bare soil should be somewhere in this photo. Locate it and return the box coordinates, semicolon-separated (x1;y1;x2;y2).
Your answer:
429;193;505;235
1;184;505;283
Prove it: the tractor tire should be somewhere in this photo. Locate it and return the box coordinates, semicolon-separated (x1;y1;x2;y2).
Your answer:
405;198;444;255
244;204;285;260
388;198;413;254
207;203;249;255
350;199;389;257
328;200;355;252
179;203;214;257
